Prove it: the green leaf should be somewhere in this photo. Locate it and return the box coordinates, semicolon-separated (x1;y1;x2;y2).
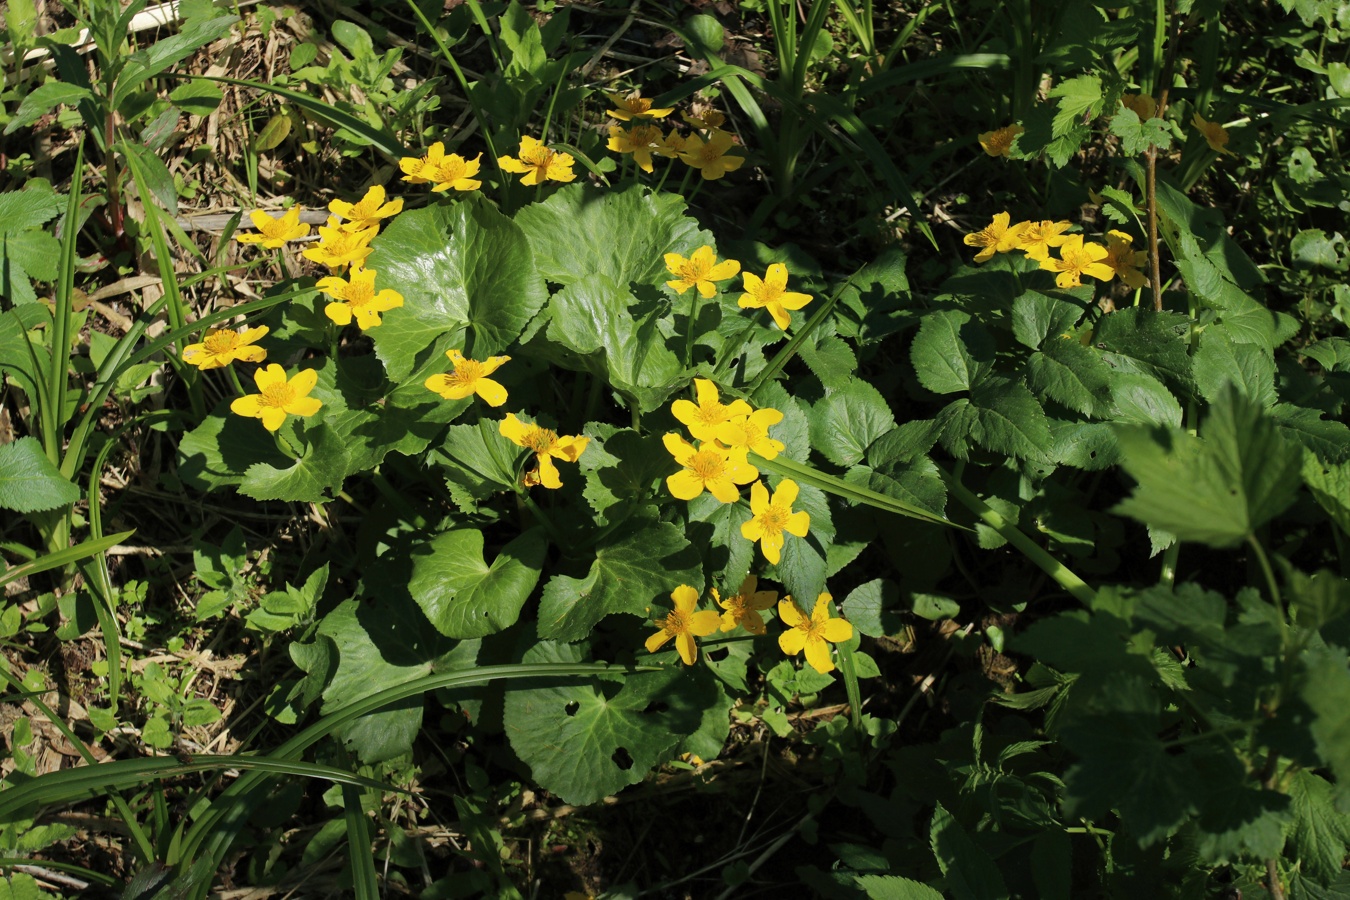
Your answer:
687;491;754;590
581;428;669;524
368;196;547;381
929;802;1009;900
3;82;95;135
945;377;1052;461
239;424;352;503
1108;372;1183;427
798;332;859;389
178;400;291;492
910;309;994;394
0;437;79;513
1047;418;1120;469
1026;339;1113;418
537;517;703;641
0;187;63;234
1049;74;1103;136
112;13;240;109
1114;386;1302;547
1011;291;1085;350
1275;405;1350;464
854;875;945;900
169;77;223;115
1095;307;1193;392
430;419;522;511
515;183;707;287
1302;644;1350;808
543;273;685;413
1289;770;1350;884
841;578;903;638
1108;106;1173;155
1305;455;1350;534
808;378;897;467
503;640;717;805
1193;326;1276;407
408;529;546;639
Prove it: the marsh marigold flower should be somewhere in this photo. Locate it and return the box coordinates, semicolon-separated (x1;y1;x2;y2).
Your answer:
1016;220;1074;261
742;479;810;565
963;212;1024;263
400;142;483;192
1104;230;1148;289
606;91;675;121
663;433;758;503
977;124;1023;158
607;124;677;173
715;575;778;635
500;413;588;489
716;408;785;459
678;130;745;180
665;245;741;298
237;207;309;248
316;267;404;329
739;263;813;330
778;593;852;674
498;136;576;185
1120;93;1158;120
229;364;323;432
425;349;510;406
1039;235;1113;289
302;218;377;270
683;108;726;130
1191;112;1235;156
645;585;720;665
182;325;268;369
672;378;751;442
328;185;403;233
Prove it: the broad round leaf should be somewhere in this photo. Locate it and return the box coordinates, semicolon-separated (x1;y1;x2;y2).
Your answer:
409;529;546;639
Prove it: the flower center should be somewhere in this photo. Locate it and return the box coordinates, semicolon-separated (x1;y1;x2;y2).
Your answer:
346;279;375;307
697;144;721;163
203;331;240;353
524;146;556;169
662;609;689;635
759;505;790;535
677;260;711;284
688;449;727;482
261;383;296;408
523;426;559;454
436;159;467;180
695;403;727;426
450;359;484;385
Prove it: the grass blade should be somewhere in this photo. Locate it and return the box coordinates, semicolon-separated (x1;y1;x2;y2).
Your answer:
343;785;380;900
752;452;957;529
0;530;134;589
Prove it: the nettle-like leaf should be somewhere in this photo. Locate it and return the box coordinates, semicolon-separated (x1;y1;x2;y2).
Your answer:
1287;770;1350;884
408;529;546;639
929;802;1009;900
367;195;547;381
537;515;703;641
580;427;670;525
514;183;709;287
503;640;719;805
0;437;79;513
1301;644;1350;809
541;273;685;413
0;188;63;304
1094;307;1193;392
808;378;897;467
910;309;995;395
1011;291;1085;351
938;377;1052;461
1114;386;1302;547
1108;106;1173;155
1192;325;1276;407
1025;338;1113;418
1273;404;1350;464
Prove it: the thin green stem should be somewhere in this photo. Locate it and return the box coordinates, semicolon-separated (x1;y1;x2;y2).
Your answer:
519;490;568;550
711;310;765;380
685;290;706;368
1248;534;1287;633
272;429;300;460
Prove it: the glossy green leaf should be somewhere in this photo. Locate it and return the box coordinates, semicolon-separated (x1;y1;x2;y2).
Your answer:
409;529;546;639
239;424;352;503
910;309;995;394
0;437;79;513
808;378;897;467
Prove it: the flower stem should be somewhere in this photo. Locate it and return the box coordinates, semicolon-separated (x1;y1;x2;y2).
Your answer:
272;429;300;460
226;365;248;397
519;490;567;550
685;290;706;367
712;310;764;380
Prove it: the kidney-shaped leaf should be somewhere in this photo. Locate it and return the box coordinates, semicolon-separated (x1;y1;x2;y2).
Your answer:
409;529;547;639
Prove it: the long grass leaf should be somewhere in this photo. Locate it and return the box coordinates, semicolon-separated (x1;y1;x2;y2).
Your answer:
43;140;85;463
752;452;958;529
0;530;134;589
344;785;380;900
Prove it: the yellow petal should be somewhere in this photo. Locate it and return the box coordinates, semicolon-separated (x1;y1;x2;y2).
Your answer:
254;363;287;391
804;639;835;674
820;618;853;643
785;510;810;537
676;632;697;665
749;481;770;515
671;584;700;612
667;470;706;500
230;395;263;418
777;598;805;628
499;413;531;445
689;610;721;636
289;368;318;396
645;630;673;654
779;627;806;656
475;378;508;407
260;407;288;432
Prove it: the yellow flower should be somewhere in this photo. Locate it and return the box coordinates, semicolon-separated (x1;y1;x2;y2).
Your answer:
316;267;404;329
606;124;678;173
683;108;726;130
664;245;741;298
229;364;323;432
963;211;1024;263
182;325;268;369
236;207;310;248
498;136;576;185
738;263;812;331
327;185;403;233
301;218;377;270
400;142;483;192
645;585;720;665
977;124;1023;158
499;413;588;489
677;130;745;180
425;349;510;406
1103;230;1149;289
778;593;852;674
606;91;675;121
1119;93;1157;120
1016;220;1074;261
741;479;810;565
1039;235;1114;289
671;378;752;442
715;575;777;635
663;433;758;503
1192;111;1235;156
715;407;785;459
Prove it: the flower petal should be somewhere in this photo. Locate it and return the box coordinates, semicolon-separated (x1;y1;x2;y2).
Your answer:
671;584;700;612
645;630;673;654
230;395;263;418
676;632;697;665
499;413;531;446
260;407;288;432
804;639;835;674
779;627;806;656
777;598;805;628
785;510;811;537
254;364;287;391
289;368;318;396
667;470;706;500
475;378;508;407
689;610;722;636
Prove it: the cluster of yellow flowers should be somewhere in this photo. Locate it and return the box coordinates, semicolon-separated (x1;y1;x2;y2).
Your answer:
648;580;852;673
665;245;813;331
963;212;1148;290
604;92;744;181
401;135;577;190
662;378;807;565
